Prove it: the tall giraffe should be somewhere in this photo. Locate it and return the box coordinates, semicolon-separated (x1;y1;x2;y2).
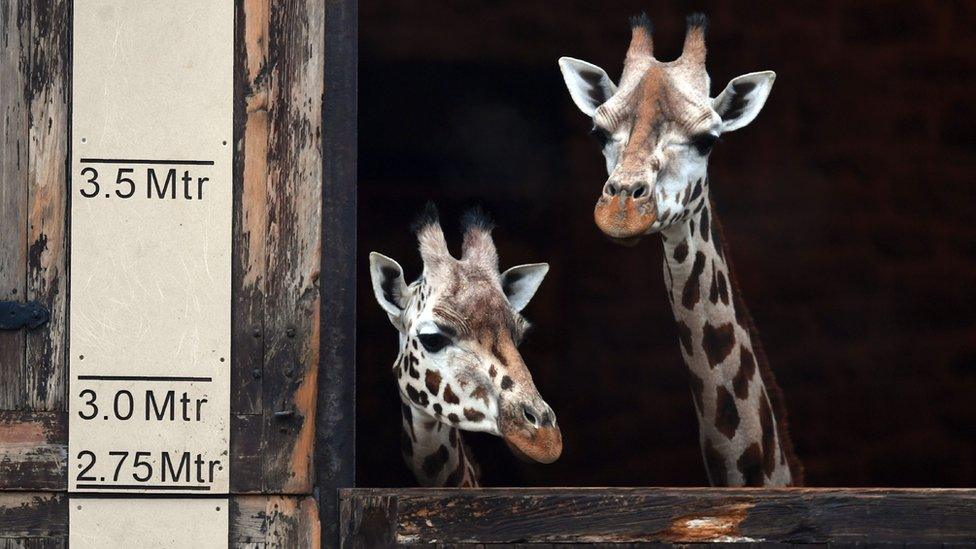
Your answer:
369;205;561;486
558;14;803;486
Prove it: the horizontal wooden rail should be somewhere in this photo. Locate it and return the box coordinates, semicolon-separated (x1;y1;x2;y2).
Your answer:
340;487;976;546
0;493;319;546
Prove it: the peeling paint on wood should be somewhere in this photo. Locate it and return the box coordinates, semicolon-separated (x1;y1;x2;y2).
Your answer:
661;502;752;542
0;411;65;490
232;495;320;547
341;488;976;544
0;492;66;539
25;0;69;412
231;0;271;421
0;0;29;410
259;0;323;494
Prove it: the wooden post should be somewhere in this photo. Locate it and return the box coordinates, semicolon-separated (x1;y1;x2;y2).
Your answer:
318;0;358;544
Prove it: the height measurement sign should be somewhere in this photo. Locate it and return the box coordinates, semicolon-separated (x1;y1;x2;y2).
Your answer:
69;0;233;495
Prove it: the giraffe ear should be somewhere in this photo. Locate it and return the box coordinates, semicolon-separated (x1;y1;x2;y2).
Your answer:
369;252;409;318
558;57;617;117
712;71;776;132
500;263;549;312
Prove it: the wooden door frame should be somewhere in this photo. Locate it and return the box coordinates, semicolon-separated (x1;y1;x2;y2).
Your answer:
317;0;358;545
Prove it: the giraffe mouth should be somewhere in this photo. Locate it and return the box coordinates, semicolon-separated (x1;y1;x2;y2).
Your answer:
594;195;656;241
502;426;563;464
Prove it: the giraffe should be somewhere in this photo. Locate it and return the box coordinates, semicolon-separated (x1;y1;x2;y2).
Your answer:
558;13;803;486
368;204;561;487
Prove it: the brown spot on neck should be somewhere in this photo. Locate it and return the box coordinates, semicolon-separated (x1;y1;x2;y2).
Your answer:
714;386;740;439
711;204;804;485
702;322;735;368
737;442;764;486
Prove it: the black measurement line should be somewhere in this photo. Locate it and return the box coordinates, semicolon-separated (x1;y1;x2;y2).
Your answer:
76;484;212;491
77;375;212;382
79;158;215;166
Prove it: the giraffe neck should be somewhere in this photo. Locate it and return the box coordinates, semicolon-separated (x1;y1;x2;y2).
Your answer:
399;396;480;487
660;183;802;486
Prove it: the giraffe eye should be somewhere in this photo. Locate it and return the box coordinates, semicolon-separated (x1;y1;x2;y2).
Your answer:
418;333;450;353
589;125;610;147
689;133;720;155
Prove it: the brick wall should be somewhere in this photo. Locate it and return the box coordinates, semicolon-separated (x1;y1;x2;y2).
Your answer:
357;0;976;487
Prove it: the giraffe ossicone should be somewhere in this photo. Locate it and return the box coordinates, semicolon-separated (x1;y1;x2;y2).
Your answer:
369;204;561;486
559;13;803;486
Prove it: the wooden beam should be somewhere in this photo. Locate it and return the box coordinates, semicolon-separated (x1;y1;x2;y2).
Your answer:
340;488;976;545
25;0;69;412
0;0;29;410
317;0;358;545
255;0;324;495
0;493;319;547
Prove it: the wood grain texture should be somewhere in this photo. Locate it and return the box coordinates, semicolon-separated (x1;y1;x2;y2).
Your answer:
339;494;396;549
0;493;318;548
24;0;68;412
232;0;271;421
260;0;323;494
0;411;65;491
232;495;321;547
317;0;358;543
0;493;65;539
341;488;976;545
0;0;29;410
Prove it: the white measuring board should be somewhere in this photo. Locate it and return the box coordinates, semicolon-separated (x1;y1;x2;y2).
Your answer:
69;0;232;494
70;498;229;548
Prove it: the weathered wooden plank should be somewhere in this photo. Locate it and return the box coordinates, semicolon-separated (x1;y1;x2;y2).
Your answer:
24;0;68;412
339;493;397;549
0;493;317;547
341;488;976;545
0;538;64;549
260;0;323;494
232;0;271;422
0;493;66;539
230;413;265;493
0;412;64;490
0;0;29;410
231;495;320;547
318;0;357;544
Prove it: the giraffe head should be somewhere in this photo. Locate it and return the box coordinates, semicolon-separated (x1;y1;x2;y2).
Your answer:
369;205;562;464
559;13;775;243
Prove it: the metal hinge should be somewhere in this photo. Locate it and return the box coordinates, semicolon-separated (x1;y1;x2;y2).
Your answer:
0;300;50;330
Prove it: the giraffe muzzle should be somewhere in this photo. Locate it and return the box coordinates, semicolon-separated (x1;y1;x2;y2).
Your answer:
501;403;563;464
594;194;656;242
503;425;563;464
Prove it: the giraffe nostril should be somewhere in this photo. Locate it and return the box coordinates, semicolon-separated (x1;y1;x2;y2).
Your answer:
632;183;649;199
604;182;618;197
522;405;540;428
